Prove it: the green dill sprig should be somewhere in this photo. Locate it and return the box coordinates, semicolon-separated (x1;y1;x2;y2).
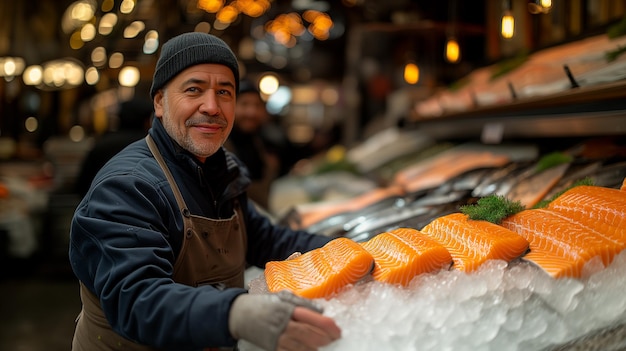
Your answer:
460;195;525;224
489;53;529;81
606;45;626;62
535;152;573;173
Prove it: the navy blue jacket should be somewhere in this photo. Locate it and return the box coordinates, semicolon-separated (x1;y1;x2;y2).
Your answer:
69;117;331;350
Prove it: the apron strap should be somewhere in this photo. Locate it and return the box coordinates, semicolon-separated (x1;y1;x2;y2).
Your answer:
145;135;192;228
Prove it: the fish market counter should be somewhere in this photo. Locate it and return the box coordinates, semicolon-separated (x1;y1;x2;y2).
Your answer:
260;131;626;350
238;255;626;351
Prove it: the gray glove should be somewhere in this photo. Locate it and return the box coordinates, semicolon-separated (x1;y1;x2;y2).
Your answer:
228;290;323;351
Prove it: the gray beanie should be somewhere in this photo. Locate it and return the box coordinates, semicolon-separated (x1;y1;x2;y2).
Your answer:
150;32;239;98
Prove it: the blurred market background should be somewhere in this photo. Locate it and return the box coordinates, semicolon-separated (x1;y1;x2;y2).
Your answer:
1;0;626;350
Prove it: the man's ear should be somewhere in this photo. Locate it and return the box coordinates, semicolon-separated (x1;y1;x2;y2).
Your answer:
153;90;164;117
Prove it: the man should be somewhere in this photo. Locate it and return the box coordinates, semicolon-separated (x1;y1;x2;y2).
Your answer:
69;32;341;351
224;79;279;210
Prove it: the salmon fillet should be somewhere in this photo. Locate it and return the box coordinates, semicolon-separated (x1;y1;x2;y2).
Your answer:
360;228;453;286
547;185;626;242
420;213;530;272
296;185;405;229
500;208;624;278
506;163;569;208
264;238;374;299
394;150;510;194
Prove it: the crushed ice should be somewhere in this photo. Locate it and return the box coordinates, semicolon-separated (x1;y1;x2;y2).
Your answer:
241;250;626;351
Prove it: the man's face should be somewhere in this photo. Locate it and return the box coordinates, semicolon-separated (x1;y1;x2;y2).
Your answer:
153;63;236;162
234;91;268;134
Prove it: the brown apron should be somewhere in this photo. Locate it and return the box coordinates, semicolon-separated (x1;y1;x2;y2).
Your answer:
71;135;247;351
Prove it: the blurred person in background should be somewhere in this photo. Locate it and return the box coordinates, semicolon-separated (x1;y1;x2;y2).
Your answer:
74;97;153;196
224;78;280;210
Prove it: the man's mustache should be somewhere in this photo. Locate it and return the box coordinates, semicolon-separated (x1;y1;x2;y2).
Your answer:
185;116;228;128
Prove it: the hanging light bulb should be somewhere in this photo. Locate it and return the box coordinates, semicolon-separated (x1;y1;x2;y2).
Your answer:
445;37;460;63
404;62;419;85
501;4;514;39
528;0;552;14
445;0;460;63
540;0;552;8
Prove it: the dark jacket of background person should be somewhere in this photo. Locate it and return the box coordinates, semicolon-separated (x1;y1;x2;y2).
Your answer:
224;79;280;210
69;116;332;349
74;98;153;196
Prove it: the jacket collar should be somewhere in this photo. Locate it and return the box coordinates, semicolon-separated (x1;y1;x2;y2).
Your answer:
148;117;251;199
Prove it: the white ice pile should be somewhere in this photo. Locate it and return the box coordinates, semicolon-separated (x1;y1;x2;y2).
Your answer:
319;252;626;351
241;251;626;351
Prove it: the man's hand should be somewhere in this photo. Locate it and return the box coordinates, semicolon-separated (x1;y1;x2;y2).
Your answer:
228;291;341;351
276;306;342;351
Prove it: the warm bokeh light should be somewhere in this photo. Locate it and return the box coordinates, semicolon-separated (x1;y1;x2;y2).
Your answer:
25;117;39;133
445;37;460;63
81;23;97;42
62;0;97;34
120;0;135;14
65;62;85;86
216;5;239;24
194;21;212;33
501;11;515;39
91;47;107;67
213;19;230;31
118;66;140;87
40;59;85;89
321;87;339;106
238;0;270;17
259;74;279;95
108;52;124;69
145;30;159;41
69;125;86;142
264;9;334;46
123;21;145;38
197;0;224;13
198;0;270;18
99;13;118;35
70;31;85;49
71;1;95;21
101;0;115;12
266;13;305;46
404;62;419;84
528;0;552;14
291;86;318;105
85;66;100;85
305;11;333;40
0;57;25;77
23;65;43;85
